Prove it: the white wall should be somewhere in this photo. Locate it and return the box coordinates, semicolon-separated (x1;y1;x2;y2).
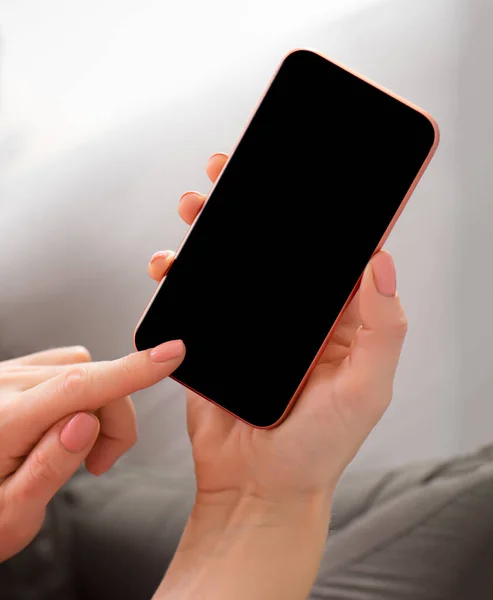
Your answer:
1;0;492;471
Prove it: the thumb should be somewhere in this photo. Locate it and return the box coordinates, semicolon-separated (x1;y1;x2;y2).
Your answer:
348;251;408;396
5;413;100;512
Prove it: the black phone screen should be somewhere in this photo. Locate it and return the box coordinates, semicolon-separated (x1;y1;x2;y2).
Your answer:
135;49;437;427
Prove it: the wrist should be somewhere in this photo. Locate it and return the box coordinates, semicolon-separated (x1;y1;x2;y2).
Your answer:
155;489;332;599
187;487;332;542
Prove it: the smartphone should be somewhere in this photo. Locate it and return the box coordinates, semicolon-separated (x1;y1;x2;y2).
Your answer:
134;48;439;428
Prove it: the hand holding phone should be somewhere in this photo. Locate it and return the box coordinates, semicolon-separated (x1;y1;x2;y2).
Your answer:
136;49;439;428
147;154;410;493
148;158;409;599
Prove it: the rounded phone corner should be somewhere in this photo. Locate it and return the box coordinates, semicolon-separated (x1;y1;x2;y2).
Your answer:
280;47;319;67
133;323;143;353
246;405;294;430
426;113;440;150
414;108;440;157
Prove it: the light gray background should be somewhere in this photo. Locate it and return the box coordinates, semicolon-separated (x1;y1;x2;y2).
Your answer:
0;0;491;474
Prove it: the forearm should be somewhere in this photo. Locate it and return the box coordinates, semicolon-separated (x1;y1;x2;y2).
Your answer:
154;491;331;600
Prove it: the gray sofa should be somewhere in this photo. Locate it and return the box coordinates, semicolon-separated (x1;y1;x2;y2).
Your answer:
2;447;493;599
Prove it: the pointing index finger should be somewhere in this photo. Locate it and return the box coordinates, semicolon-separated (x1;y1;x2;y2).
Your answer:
8;340;185;457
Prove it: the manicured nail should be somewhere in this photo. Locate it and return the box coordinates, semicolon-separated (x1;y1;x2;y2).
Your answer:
60;413;99;453
150;250;169;265
150;339;185;362
371;251;396;297
210;152;228;160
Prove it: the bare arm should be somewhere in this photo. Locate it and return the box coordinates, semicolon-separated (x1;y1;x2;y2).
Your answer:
154;491;331;600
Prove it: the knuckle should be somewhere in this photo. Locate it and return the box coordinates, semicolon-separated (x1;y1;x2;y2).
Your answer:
26;449;60;491
63;366;88;394
127;426;138;449
391;314;409;337
119;354;135;378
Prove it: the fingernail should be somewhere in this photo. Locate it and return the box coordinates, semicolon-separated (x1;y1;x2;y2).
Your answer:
150;250;169;265
371;251;397;297
210;152;228;159
150;339;185;362
179;191;201;203
60;413;99;454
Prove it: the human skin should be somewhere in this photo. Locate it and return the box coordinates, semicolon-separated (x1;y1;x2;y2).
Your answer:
0;340;185;562
150;153;407;599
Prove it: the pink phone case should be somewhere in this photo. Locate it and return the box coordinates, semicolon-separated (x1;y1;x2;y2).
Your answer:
134;48;440;429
